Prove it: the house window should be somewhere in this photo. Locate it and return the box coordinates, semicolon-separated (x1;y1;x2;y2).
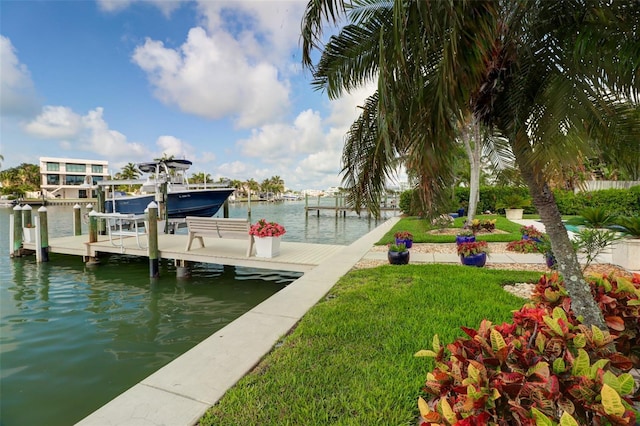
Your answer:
46;162;60;171
65;175;86;185
47;175;60;185
66;163;86;173
93;176;104;184
91;165;103;173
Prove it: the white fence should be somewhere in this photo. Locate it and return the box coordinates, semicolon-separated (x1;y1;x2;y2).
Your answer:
575;180;640;193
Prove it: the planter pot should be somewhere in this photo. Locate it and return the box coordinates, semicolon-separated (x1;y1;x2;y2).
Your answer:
545;253;557;269
455;235;475;245
611;238;640;270
522;235;541;243
460;252;487;267
388;250;410;265
23;227;36;243
254;236;282;258
395;238;413;249
505;208;524;220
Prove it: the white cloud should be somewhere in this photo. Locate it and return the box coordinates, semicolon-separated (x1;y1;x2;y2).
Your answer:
154;135;194;159
24;106;82;138
196;1;306;67
132;25;290;128
0;36;39;117
97;0;182;17
82;108;148;160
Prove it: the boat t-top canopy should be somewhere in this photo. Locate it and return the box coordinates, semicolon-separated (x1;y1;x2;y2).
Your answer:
138;159;192;174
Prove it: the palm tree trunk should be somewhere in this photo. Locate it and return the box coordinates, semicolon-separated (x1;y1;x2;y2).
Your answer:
511;132;606;329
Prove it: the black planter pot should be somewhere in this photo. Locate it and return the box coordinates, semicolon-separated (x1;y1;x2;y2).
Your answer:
388;250;410;265
460;252;487;267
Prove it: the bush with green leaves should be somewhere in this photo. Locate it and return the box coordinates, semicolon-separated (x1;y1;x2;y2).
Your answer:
416;303;638;425
615;216;640;238
554;187;640;216
531;272;640;368
566;206;619;228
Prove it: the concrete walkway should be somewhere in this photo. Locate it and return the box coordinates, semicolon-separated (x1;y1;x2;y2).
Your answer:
76;217;401;426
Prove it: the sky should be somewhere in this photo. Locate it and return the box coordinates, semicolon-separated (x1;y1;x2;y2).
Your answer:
0;0;378;190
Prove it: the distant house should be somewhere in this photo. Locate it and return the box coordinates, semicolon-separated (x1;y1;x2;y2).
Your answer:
40;157;110;199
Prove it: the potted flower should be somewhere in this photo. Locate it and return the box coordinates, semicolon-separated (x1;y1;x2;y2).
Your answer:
394;231;413;248
611;216;640;270
520;225;543;241
249;219;286;258
387;242;410;265
496;194;531;220
457;241;489;267
455;229;475;245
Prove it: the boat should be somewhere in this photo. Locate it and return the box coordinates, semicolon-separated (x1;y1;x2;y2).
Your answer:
102;159;235;218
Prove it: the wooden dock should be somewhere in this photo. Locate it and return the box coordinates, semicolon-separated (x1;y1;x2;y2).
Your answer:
21;234;346;273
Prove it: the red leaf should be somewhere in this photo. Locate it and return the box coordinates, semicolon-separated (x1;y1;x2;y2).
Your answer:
605;316;626;331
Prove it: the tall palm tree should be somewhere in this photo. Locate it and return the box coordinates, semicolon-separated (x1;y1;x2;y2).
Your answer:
120;163;141;180
302;0;639;328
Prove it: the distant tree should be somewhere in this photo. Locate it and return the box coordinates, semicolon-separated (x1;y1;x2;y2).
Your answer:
120;163;141;180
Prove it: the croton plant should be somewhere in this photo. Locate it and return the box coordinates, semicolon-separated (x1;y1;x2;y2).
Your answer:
416;272;640;425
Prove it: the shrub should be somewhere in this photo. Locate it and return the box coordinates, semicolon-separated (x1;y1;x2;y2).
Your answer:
520;225;543;239
506;239;540;253
566;206;618;228
416;303;638;425
531;272;640;367
457;241;489;257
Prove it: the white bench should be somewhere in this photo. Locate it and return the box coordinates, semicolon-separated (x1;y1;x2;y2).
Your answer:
185;217;254;257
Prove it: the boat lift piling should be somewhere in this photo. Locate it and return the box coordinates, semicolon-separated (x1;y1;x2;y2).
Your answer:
147;202;160;278
86;205;100;266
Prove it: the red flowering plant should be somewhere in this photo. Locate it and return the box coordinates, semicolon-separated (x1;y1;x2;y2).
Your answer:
249;219;286;238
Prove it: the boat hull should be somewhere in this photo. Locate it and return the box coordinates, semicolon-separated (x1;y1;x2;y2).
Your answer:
105;189;235;218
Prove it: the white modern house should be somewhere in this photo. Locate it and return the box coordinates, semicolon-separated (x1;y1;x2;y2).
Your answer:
39;157;110;199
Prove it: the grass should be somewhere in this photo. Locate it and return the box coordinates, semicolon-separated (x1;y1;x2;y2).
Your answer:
380;215;523;244
199;264;543;425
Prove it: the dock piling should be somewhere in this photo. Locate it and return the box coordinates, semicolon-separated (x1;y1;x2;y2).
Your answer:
147;202;160;278
86;207;100;266
73;204;82;236
37;206;49;262
22;204;33;228
12;205;23;257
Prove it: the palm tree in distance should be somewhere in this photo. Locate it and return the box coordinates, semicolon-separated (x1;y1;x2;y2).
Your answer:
119;162;141;192
302;0;640;328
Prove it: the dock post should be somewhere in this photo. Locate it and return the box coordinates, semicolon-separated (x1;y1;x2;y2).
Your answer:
73;204;82;236
96;185;106;235
304;193;308;218
37;206;49;262
335;195;338;217
87;205;97;243
12;205;23;258
247;192;252;218
22;204;33;228
86;207;100;265
147;202;160;278
223;199;229;218
175;259;191;279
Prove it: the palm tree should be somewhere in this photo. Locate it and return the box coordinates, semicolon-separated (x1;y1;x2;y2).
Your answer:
302;0;639;328
120;163;141;180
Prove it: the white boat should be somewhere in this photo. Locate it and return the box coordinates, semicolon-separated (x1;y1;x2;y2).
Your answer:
102;160;234;218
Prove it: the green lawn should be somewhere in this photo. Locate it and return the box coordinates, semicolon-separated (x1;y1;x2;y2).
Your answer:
379;215;524;244
199;264;542;425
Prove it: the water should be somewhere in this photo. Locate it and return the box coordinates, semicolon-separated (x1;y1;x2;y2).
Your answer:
0;200;389;426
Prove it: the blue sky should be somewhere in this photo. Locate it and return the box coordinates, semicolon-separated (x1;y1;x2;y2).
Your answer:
0;0;376;190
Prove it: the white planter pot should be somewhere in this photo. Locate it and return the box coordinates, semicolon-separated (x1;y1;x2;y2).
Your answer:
611;238;640;270
505;208;524;221
254;236;281;258
23;227;36;243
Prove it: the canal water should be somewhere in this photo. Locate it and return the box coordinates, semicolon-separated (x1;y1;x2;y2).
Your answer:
0;200;391;426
